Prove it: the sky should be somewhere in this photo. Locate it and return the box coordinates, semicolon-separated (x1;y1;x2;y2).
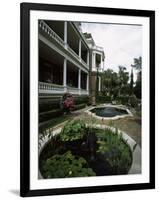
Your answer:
81;22;142;79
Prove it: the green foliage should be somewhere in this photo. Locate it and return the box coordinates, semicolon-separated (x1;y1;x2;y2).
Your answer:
96;128;132;174
101;67;130;98
60;119;86;141
39;109;63;123
129;95;138;108
39;98;61;113
96;95;112;103
74;96;89;105
39;114;73;133
101;69;119;96
116;95;129;105
134;79;141;99
42;151;96;178
40;120;133;177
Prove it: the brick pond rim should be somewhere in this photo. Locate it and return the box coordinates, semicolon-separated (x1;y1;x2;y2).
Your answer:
38;124;141;178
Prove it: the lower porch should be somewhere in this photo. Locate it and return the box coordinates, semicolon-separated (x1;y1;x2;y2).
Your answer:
39;40;89;96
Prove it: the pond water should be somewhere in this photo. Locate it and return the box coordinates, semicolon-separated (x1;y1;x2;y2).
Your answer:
90;106;128;118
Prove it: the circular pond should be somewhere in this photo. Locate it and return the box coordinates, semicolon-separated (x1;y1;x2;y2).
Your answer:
86;105;132;120
91;107;128;117
39;120;133;178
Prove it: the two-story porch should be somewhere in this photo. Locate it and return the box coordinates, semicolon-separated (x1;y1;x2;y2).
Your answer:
39;20;90;97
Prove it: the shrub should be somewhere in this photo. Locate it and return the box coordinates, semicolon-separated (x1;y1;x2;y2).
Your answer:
74;96;89;105
39;109;63;123
42;151;96;178
116;95;129;105
60;119;86;141
62;93;75;113
96;95;112;103
129;95;138;108
39;98;61;112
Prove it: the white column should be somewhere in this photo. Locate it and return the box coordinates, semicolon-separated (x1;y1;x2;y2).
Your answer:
63;58;67;91
100;54;102;69
98;76;101;92
64;21;67;48
86;73;89;93
79;39;81;58
87;51;89;65
92;52;96;70
78;69;81;95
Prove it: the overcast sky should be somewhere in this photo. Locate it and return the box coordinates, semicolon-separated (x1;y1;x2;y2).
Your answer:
81;22;142;78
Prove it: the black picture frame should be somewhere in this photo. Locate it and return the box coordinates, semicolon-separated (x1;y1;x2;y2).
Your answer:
20;2;155;197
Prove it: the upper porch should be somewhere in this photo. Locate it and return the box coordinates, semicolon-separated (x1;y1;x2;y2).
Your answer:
39;20;90;71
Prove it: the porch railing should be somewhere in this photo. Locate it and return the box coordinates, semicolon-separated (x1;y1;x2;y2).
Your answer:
39;82;64;94
67;86;80;95
39;82;88;95
81;89;89;95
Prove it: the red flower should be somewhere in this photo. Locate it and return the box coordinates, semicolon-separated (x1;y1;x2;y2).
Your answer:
62;93;75;112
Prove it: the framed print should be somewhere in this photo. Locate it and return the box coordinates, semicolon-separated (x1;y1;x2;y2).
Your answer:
20;2;155;197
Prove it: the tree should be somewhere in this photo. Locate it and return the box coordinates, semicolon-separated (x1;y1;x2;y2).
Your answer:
131;56;142;71
131;56;142;99
130;68;134;95
101;69;114;96
118;66;129;96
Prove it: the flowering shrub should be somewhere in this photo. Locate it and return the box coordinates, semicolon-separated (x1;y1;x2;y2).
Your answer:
62;93;74;113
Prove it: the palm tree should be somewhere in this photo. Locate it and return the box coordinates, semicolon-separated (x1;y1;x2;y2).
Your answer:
118;66;129;96
131;56;142;72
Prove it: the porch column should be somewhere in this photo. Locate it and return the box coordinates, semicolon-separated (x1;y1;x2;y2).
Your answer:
86;73;89;94
93;52;96;70
100;54;102;69
79;39;81;58
63;58;67;92
87;51;89;65
98;76;101;92
64;21;67;48
78;69;81;95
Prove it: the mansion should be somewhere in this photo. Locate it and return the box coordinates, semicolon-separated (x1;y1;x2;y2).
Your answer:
38;20;105;126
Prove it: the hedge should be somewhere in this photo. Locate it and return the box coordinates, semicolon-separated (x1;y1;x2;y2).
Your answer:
39;109;63;123
96;95;112;103
73;103;86;111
